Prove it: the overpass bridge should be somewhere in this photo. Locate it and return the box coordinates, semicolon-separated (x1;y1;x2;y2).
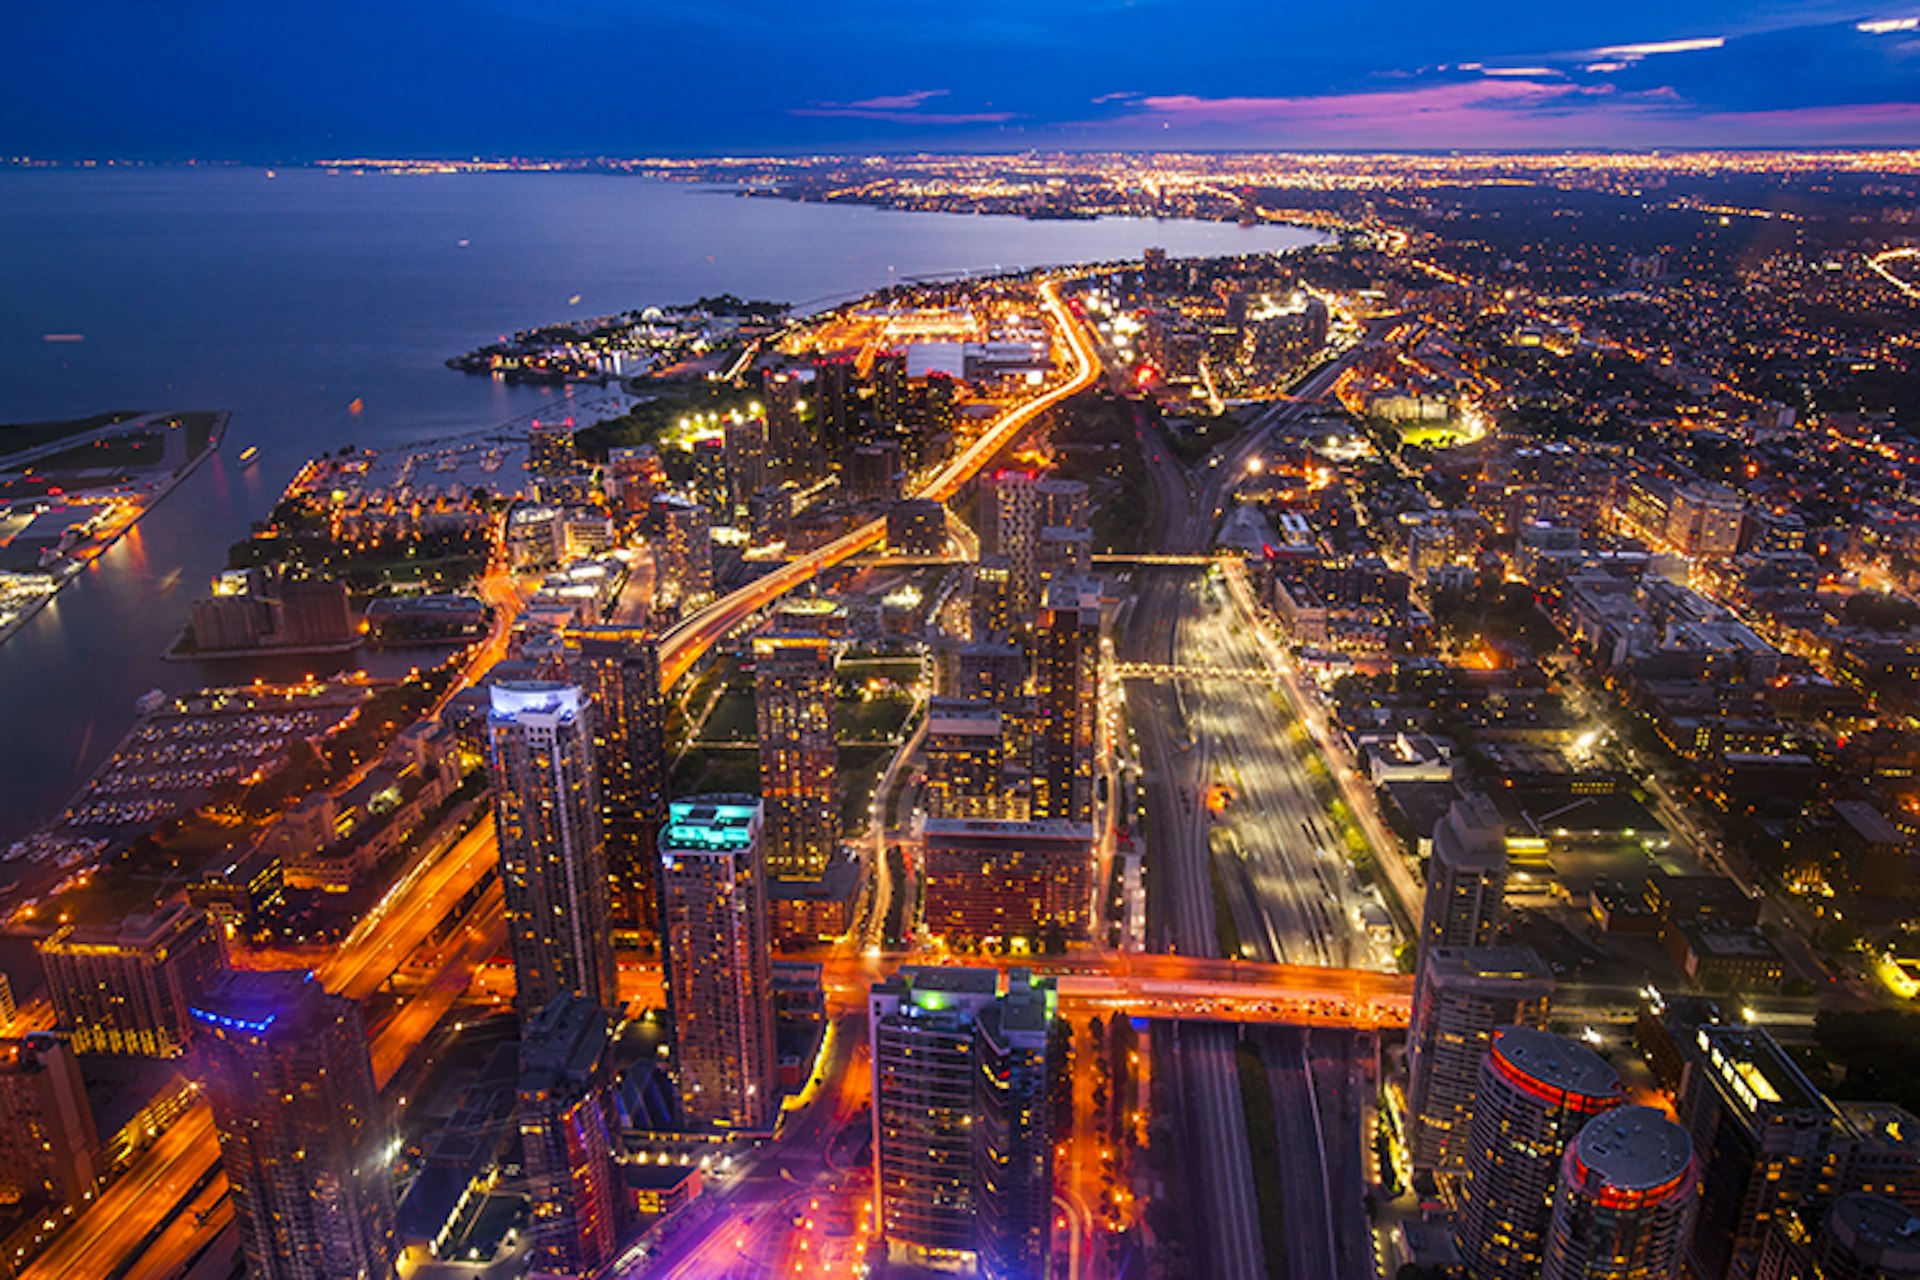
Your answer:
806;950;1412;1031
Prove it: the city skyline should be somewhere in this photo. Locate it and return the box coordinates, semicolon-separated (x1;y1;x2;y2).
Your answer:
10;22;1920;1274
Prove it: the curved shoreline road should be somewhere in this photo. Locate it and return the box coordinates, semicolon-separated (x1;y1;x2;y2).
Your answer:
656;273;1101;689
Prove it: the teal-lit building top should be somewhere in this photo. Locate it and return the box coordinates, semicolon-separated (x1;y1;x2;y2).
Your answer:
661;795;761;855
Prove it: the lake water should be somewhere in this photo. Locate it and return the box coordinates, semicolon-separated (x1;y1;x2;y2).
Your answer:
0;166;1323;843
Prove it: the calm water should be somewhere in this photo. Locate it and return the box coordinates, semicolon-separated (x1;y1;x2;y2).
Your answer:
0;167;1323;841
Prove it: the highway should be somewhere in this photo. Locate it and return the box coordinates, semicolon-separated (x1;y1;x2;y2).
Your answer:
1111;336;1386;1280
1260;1027;1374;1280
1120;566;1266;1280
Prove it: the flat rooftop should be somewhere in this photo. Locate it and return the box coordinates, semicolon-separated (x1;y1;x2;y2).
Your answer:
661;796;760;853
1491;1026;1622;1104
1570;1105;1694;1192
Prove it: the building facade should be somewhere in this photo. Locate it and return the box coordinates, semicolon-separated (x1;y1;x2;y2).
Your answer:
487;682;618;1022
517;995;620;1277
0;1034;99;1209
981;470;1041;613
753;634;840;881
1683;1024;1920;1280
649;494;713;611
1420;793;1509;956
658;798;776;1131
869;967;1058;1278
1542;1106;1699;1280
1406;946;1554;1177
924;699;1009;821
974;979;1057;1280
1031;577;1100;825
1458;1026;1625;1280
39;902;225;1058
921;817;1095;945
192;972;397;1280
569;628;670;942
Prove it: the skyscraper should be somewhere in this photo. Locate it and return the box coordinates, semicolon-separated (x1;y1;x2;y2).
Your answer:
922;817;1094;945
649;493;713;611
1406;946;1554;1177
924;699;1008;820
1035;476;1090;534
760;369;809;480
38;901;225;1058
0;1034;99;1209
1036;526;1094;596
1458;1026;1624;1280
869;966;1058;1278
974;975;1058;1280
723;412;770;518
970;556;1014;639
488;681;618;1022
569;628;669;943
1775;1193;1920;1279
1420;793;1509;957
872;349;907;424
1681;1023;1920;1280
517;995;621;1277
1031;577;1100;825
811;356;857;462
192;971;397;1280
529;417;577;477
981;470;1042;613
1666;483;1746;559
753;634;839;880
658;797;776;1131
1542;1106;1699;1280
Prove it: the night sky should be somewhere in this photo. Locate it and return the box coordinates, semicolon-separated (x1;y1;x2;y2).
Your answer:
7;1;1920;157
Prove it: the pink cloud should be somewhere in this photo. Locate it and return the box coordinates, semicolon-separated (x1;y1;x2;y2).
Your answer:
841;90;948;111
1128;79;1619;143
1111;80;1920;147
792;88;1015;125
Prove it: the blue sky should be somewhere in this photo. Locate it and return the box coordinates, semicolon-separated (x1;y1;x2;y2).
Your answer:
7;1;1920;156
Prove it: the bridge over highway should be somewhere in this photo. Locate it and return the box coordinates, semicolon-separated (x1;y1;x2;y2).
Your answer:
803;949;1413;1030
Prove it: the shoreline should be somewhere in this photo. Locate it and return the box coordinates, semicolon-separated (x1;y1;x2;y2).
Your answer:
161;634;362;662
0;411;227;650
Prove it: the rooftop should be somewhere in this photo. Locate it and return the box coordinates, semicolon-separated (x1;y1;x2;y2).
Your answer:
1835;799;1907;847
1569;1105;1694;1192
1426;946;1554;988
189;970;322;1039
1828;1194;1920;1267
1698;1024;1829;1117
520;995;610;1092
1490;1026;1622;1104
42;900;203;953
661;796;761;854
1435;793;1508;871
921;816;1097;843
488;680;581;722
